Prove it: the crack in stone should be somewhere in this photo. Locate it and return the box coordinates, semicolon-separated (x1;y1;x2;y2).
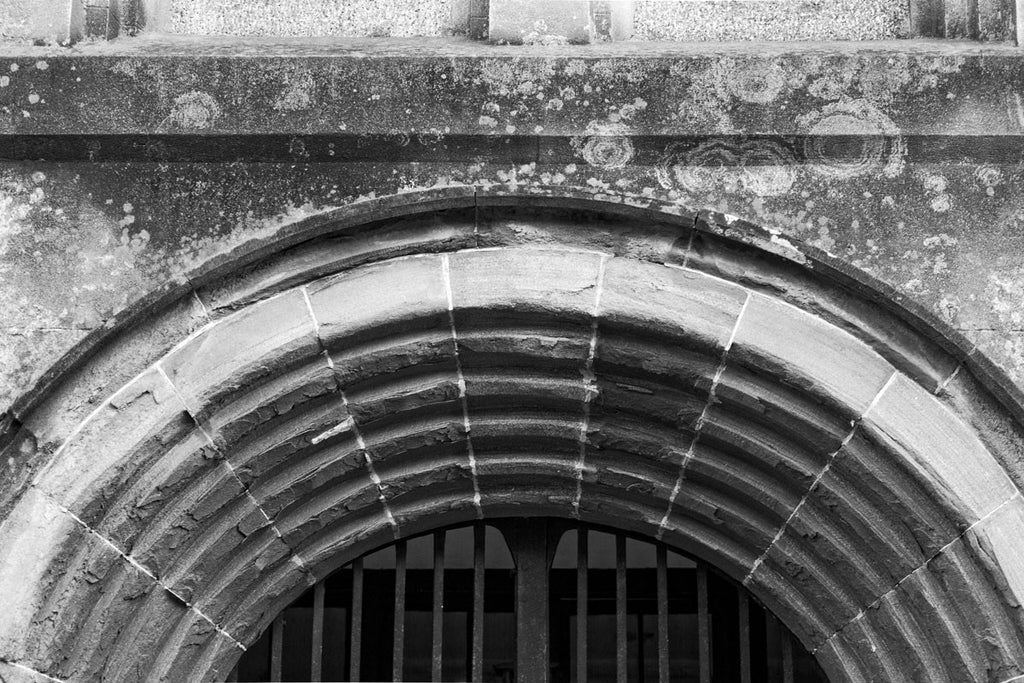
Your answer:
744;369;900;586
29;484;246;653
0;658;68;683
813;490;1024;656
299;286;399;535
441;254;483;519
658;288;752;540
572;253;610;518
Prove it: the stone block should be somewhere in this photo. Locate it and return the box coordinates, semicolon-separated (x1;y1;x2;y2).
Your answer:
0;661;55;682
308;255;450;350
968;494;1024;611
730;294;896;421
600;259;748;356
32;367;202;530
489;0;593;43
829;430;961;559
449;249;604;324
161;289;320;421
0;0;72;42
0;487;80;664
861;373;1018;523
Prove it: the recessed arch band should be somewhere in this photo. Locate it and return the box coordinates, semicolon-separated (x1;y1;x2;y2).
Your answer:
1;190;1023;683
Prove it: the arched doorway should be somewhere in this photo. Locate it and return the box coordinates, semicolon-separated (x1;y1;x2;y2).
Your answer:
232;519;828;683
1;191;1023;683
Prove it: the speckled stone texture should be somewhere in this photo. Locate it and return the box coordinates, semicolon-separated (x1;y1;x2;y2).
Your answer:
165;0;461;37
0;0;73;42
633;0;910;41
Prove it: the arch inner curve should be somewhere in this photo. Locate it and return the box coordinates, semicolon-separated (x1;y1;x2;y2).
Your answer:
1;193;1023;683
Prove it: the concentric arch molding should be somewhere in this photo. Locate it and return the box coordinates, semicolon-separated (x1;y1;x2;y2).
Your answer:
1;187;1024;683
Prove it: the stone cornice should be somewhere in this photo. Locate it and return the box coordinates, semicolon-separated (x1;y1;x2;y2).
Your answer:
1;37;1023;140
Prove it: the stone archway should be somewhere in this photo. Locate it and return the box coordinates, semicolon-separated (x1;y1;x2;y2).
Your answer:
1;190;1023;683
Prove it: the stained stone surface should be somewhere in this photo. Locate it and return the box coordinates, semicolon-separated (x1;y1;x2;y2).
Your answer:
633;0;911;41
165;0;460;37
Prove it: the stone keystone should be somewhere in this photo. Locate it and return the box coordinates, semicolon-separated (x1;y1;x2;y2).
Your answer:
489;0;634;44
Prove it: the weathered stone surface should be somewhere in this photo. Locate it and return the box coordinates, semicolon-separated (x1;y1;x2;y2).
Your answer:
475;204;686;263
0;660;56;682
968;494;1024;612
196;208;478;314
489;0;593;44
730;293;897;420
829;429;962;558
0;487;80;665
20;289;208;449
861;373;1019;523
308;255;449;349
3;36;1024;683
600;258;748;355
161;289;320;420
634;0;910;41
450;248;604;321
164;0;462;37
31;367;199;529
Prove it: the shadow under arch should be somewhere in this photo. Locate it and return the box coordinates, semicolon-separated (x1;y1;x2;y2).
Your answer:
1;187;1023;683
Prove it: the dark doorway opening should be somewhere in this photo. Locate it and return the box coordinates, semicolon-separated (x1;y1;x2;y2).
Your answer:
231;519;828;683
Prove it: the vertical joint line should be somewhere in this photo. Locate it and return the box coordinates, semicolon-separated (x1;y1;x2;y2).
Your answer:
338;389;399;533
442;254;483;518
681;216;699;269
658;290;751;538
935;362;962;395
218;457;317;583
745;369;899;585
186;278;212;320
573;254;610;518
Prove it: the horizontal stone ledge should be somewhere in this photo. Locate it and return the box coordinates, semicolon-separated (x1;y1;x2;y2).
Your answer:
1;133;1022;163
1;38;1024;137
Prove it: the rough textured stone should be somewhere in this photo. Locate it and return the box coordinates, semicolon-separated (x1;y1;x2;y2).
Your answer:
489;0;593;44
165;0;461;37
308;255;449;350
633;0;910;41
160;289;320;420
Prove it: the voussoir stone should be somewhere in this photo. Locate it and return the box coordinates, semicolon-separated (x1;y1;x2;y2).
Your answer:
861;373;1019;524
600;259;748;355
731;293;897;420
161;289;320;420
308;255;450;349
449;248;605;322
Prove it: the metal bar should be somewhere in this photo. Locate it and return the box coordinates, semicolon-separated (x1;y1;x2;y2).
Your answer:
393;541;408;682
576;529;588;683
513;519;551;683
656;545;669;683
270;614;284;682
472;524;485;683
739;590;751;683
697;564;711;683
432;532;446;682
312;582;325;682
350;559;363;682
637;611;646;683
616;534;627;683
782;631;795;683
